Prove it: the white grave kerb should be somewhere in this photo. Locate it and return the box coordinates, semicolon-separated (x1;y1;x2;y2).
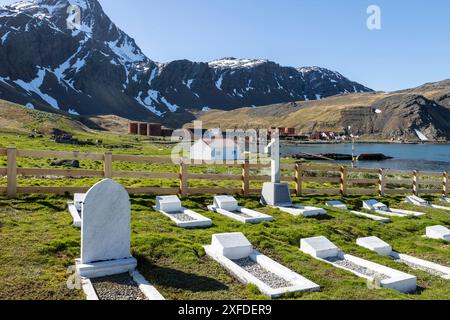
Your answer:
77;179;137;278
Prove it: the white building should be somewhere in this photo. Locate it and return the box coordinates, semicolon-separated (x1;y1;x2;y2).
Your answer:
190;138;241;161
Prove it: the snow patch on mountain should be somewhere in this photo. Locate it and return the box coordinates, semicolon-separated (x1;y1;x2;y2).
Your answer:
209;57;268;69
14;69;59;109
161;96;179;112
135;90;163;117
108;38;146;64
215;74;223;90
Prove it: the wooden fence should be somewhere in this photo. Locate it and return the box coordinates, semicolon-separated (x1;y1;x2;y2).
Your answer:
0;147;448;199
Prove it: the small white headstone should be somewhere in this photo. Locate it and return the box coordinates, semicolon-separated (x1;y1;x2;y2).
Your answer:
363;200;388;211
214;196;239;211
426;226;450;241
357;236;393;256
155;196;182;213
81;179;132;264
325;201;348;210
211;233;253;260
300;236;339;259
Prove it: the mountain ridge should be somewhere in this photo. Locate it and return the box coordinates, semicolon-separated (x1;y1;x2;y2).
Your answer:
0;0;372;126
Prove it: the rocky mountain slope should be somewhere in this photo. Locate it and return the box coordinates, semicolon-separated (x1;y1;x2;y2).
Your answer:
0;0;372;126
195;81;450;141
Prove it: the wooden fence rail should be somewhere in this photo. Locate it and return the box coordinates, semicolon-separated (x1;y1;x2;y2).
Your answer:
0;147;448;198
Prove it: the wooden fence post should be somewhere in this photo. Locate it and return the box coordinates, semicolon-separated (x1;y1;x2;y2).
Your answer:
340;166;348;196
179;162;188;198
413;170;419;196
443;171;448;196
7;146;17;199
104;152;113;178
378;168;385;197
295;163;303;196
241;160;250;197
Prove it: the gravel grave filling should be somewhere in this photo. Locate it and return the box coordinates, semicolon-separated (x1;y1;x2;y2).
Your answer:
168;212;196;222
325;257;390;281
230;210;253;218
91;273;148;300
233;257;292;289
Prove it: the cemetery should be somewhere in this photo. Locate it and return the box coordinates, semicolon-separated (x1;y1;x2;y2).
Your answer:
300;236;418;293
0;135;449;300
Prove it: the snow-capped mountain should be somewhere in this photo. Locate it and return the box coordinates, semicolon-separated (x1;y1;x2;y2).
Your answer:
0;0;373;125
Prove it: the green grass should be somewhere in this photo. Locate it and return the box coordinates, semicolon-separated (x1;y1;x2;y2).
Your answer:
0;193;449;300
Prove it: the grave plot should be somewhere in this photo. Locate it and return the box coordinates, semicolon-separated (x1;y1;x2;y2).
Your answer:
425;225;450;242
66;193;85;228
76;179;164;300
300;236;417;293
325;201;391;223
405;196;450;212
154;196;212;228
273;203;327;217
204;233;320;298
208;196;274;224
440;197;450;204
362;199;426;217
357;236;450;280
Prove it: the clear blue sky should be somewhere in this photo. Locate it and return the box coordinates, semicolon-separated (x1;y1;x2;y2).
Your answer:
1;0;450;92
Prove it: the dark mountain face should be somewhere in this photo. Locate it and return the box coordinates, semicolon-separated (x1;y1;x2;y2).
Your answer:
340;94;450;141
0;0;373;126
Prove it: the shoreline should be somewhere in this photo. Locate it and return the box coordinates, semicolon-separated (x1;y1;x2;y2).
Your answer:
282;140;450;146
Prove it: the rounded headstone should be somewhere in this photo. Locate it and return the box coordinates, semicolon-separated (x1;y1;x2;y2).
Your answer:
81;179;132;264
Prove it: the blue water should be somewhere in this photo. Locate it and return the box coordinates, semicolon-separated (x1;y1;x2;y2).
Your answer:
282;143;450;172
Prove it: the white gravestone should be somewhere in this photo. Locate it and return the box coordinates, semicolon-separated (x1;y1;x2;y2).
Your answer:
325;201;348;210
76;179;137;278
211;233;253;260
426;226;450;242
356;236;393;256
300;236;339;259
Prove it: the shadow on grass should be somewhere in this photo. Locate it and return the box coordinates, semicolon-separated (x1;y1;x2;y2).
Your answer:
137;257;229;293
